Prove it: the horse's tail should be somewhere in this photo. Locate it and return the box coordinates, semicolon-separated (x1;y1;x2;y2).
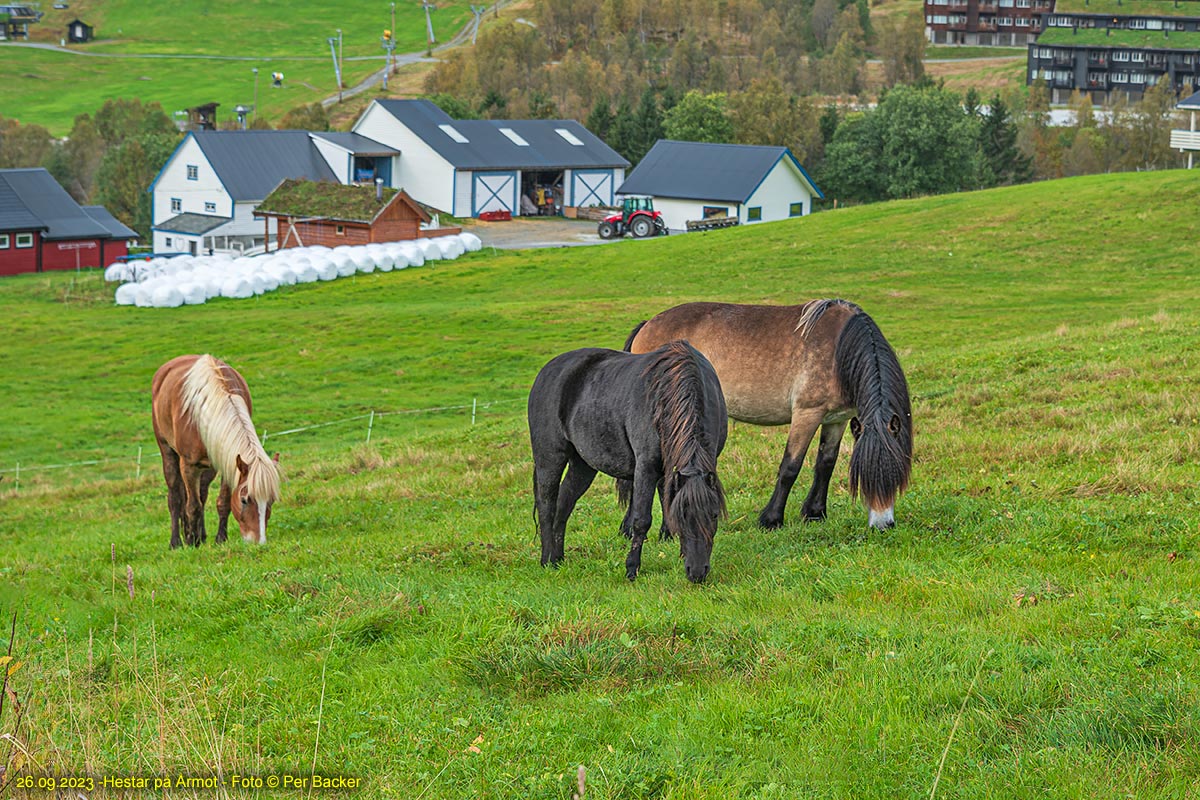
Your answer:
623;320;647;353
644;342;727;535
835;308;913;511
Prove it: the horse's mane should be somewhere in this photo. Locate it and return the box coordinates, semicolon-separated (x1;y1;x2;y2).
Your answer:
641;342;726;535
795;298;861;338
181;355;280;503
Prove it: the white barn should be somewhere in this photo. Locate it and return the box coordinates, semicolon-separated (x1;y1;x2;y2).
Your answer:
616;140;823;232
352;99;630;218
149;131;398;255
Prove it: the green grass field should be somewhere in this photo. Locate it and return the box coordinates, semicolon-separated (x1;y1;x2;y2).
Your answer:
2;171;1200;798
0;0;474;135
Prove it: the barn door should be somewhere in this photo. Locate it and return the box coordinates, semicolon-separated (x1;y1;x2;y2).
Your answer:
472;172;517;216
572;171;613;208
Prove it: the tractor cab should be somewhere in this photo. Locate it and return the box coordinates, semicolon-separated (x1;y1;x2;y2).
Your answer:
598;196;668;239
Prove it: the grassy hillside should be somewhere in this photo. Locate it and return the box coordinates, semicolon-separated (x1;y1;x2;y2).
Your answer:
0;0;475;135
2;171;1200;798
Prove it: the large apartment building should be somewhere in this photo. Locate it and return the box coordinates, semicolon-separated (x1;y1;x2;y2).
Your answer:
1027;0;1200;102
925;0;1053;46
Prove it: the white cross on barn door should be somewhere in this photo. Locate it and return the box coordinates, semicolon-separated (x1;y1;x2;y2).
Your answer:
572;171;613;208
472;172;516;216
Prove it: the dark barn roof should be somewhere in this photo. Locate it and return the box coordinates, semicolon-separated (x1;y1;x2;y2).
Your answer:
154;212;230;235
310;132;399;156
0;172;47;234
190;130;338;201
372;99;629;171
617;140;823;203
0;168;113;239
82;205;137;240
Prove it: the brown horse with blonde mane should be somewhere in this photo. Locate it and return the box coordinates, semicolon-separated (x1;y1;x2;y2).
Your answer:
151;354;280;548
627;300;911;531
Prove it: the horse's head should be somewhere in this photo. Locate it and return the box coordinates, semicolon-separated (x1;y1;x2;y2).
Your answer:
231;452;280;544
848;411;912;530
664;465;727;584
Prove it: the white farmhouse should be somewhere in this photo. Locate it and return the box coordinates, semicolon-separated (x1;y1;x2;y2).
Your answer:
352;99;630;218
149;130;398;255
616;140;823;232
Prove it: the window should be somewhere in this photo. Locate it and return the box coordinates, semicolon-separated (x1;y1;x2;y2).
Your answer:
1147;19;1162;30
1016;17;1030;26
336;224;345;235
165;237;173;248
205;202;217;213
932;14;948;23
1112;72;1129;83
747;207;762;222
1129;18;1146;29
171;197;182;213
555;128;584;146
789;202;804;217
16;233;33;248
0;234;8;249
1131;51;1145;62
438;124;469;143
499;127;530;146
1016;0;1030;7
999;16;1013;25
186;164;198;180
1129;72;1147;83
702;206;729;219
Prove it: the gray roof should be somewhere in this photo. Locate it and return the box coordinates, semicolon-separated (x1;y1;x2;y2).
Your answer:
616;140;823;203
371;99;629;171
82;205;137;240
0;172;46;234
310;132;399;155
189;130;338;201
0;168;111;239
153;212;231;235
1179;89;1200;110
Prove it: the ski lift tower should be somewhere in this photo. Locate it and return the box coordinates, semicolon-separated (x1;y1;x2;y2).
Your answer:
421;0;436;56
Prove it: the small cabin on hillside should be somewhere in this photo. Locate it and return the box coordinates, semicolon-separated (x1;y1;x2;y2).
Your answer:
252;179;459;250
66;18;93;42
184;103;220;132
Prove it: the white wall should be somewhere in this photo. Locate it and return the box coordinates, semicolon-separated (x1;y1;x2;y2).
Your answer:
312;138;352;183
647;197;735;232
353;102;456;214
742;156;815;222
151;136;230;230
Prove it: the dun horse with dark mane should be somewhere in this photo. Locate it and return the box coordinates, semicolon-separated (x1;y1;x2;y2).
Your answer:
528;341;727;583
627;300;911;530
151;354;280;548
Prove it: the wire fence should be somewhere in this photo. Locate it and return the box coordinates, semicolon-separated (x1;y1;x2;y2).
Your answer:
0;396;526;494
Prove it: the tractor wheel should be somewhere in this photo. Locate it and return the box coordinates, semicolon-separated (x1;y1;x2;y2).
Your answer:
598;221;617;240
630;216;653;238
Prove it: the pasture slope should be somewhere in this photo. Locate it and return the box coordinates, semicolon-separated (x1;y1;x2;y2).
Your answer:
2;170;1200;799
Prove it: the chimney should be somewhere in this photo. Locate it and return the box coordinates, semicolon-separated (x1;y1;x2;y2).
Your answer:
375;177;383;201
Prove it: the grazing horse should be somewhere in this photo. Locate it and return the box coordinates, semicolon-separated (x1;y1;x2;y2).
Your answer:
151;354;280;548
528;342;728;583
626;300;911;531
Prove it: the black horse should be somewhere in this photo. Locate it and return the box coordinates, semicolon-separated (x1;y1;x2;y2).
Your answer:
528;341;728;583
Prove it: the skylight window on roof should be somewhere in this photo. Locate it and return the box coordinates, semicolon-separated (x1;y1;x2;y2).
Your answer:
499;128;530;146
439;124;469;143
555;128;584;146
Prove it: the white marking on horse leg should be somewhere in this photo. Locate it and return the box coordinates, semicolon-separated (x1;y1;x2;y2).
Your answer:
259;505;267;544
869;506;895;530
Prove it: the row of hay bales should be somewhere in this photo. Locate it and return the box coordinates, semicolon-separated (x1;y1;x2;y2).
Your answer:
106;233;483;308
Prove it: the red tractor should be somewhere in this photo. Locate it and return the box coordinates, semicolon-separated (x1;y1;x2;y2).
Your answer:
597;196;669;239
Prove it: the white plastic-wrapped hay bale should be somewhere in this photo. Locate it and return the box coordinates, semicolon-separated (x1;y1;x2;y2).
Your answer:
133;280;159;307
220;276;255;299
397;242;425;267
314;257;339;281
246;272;269;295
150;284;185;308
433;236;465;259
348;249;373;275
293;261;320;283
458;231;483;252
177;282;207;306
417;238;442;261
114;282;140;305
370;250;395;272
265;261;298;286
383;244;412;269
104;261;130;283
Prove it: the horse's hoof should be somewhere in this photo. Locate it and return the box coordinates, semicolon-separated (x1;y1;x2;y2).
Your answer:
758;512;784;530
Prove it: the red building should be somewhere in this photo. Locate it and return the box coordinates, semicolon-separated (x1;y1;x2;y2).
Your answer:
252;179;459;251
0;169;137;277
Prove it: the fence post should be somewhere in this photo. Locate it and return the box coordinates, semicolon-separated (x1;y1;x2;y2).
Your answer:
136;446;143;480
366;410;375;443
472;398;477;425
14;462;18;492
